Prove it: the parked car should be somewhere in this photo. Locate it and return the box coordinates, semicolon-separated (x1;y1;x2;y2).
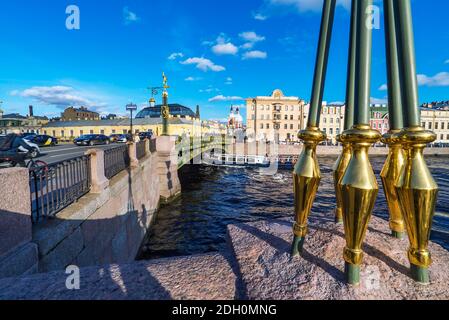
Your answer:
138;131;153;140
0;134;40;167
74;134;110;146
110;134;131;143
109;134;122;143
24;134;58;147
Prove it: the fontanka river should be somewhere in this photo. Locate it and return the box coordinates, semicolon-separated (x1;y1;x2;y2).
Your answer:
139;156;449;260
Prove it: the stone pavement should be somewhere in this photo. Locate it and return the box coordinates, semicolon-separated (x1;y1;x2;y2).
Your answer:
1;214;448;300
0;253;238;300
227;215;449;300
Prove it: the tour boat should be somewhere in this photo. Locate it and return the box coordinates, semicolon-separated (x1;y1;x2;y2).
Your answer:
203;153;270;168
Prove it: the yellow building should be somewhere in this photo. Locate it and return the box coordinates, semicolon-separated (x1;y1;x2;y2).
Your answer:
43;116;226;142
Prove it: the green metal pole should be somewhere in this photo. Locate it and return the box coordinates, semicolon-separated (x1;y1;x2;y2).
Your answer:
344;0;358;130
396;0;420;127
307;0;336;128
384;0;403;130
354;0;373;125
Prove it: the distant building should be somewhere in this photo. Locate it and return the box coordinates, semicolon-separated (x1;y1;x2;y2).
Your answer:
61;106;100;121
246;89;306;143
0;105;49;135
420;101;449;143
370;104;389;135
136;104;197;119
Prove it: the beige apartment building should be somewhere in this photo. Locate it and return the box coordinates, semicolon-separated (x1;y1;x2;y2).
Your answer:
246;89;346;144
246;89;307;143
421;105;449;143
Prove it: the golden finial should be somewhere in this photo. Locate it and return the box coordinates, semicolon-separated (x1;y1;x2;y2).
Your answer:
162;72;169;89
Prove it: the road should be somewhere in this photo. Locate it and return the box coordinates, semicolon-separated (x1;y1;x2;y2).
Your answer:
35;143;124;165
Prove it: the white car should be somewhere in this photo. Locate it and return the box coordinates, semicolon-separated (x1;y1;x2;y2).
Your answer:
20;138;41;158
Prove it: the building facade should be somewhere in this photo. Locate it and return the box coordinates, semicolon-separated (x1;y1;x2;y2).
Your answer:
246;89;306;143
420;103;449;143
0;105;49;135
61;106;100;121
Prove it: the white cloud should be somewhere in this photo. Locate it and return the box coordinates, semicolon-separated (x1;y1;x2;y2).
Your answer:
185;76;200;81
225;77;233;85
253;12;268;20
181;57;225;72
379;84;388;91
212;42;239;55
242;50;267;60
370;97;388;105
417;72;449;87
123;7;140;24
444;59;449;64
11;86;107;110
208;95;244;102
239;31;266;43
168;52;184;60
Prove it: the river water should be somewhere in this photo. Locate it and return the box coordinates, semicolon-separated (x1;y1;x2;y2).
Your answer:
139;156;449;260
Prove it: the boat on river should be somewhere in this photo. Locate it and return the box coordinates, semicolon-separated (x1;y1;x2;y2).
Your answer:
202;153;270;168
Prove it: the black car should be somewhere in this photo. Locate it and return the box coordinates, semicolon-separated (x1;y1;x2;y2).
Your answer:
139;131;153;140
74;134;110;146
24;134;58;147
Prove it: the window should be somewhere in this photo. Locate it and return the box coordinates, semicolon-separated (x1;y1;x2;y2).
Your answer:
284;124;288;129
323;107;328;114
260;124;264;129
112;129;116;134
100;130;105;135
61;130;65;137
441;134;444;140
428;122;432;130
290;115;294;120
261;115;265;120
90;130;94;134
266;124;270;129
70;130;74;137
290;105;294;111
123;130;128;134
422;122;426;128
44;131;47;135
442;123;445;130
285;106;288;111
435;123;439;130
323;128;327;134
80;130;84;136
251;115;255;120
53;130;56;137
330;118;333;124
266;115;270;120
323;118;327;124
285;115;288;120
336;128;340;135
330;128;333;135
290;124;294;130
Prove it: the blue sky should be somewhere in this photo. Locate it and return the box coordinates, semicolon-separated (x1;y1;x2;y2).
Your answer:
0;0;448;122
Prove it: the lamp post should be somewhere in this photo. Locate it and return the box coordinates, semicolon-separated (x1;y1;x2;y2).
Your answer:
126;103;137;135
292;0;335;257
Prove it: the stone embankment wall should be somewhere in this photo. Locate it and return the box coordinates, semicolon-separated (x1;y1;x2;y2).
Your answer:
230;142;449;156
0;137;181;278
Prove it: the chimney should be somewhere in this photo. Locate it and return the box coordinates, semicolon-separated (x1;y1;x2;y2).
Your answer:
29;105;34;117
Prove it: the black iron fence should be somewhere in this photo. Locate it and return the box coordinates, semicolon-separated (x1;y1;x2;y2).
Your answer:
30;155;91;223
104;145;130;179
136;140;146;160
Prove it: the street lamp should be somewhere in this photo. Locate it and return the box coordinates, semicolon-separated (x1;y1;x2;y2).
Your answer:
126;103;137;135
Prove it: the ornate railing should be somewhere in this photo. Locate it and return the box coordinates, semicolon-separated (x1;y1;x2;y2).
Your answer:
30;155;91;223
136;140;146;160
104;145;130;180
